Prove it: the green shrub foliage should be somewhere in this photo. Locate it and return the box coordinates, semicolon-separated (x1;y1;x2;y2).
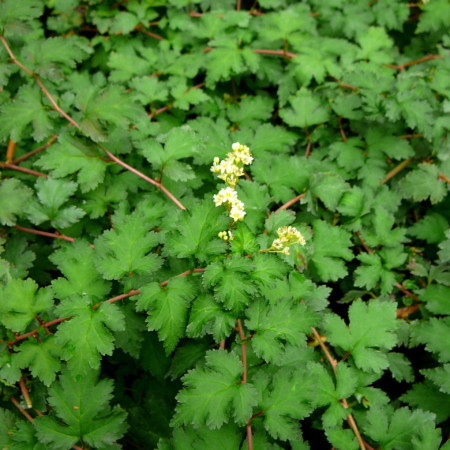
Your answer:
0;0;449;448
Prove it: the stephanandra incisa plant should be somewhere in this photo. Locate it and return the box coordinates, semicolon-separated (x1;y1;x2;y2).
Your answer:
1;0;450;449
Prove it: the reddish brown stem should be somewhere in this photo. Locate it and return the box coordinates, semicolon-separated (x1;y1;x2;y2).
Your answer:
93;268;205;309
311;327;337;370
246;423;253;450
8;317;71;347
305;139;312;158
399;133;423;139
19;378;32;409
136;25;164;40
104;289;141;305
386;54;443;71
103;149;186;210
6;138;16;162
219;340;226;349
0;163;47;177
275;193;306;212
10;397;34;422
355;232;374;254
252;49;297;59
44;317;72;328
34;314;52;335
160;268;205;287
11;135;57;165
329;77;358;90
236;0;241;11
236;319;248;383
396;303;421;318
439;172;450;184
237;318;252;449
395;283;420;302
149;105;170;118
33;76;80;128
338;117;347;142
13;225;75;242
381;158;413;184
311;328;367;450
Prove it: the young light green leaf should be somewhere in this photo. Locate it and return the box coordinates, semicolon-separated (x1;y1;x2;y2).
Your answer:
136;277;197;354
26;177;85;229
55;298;125;373
401;381;450;423
259;367;315;441
187;294;236;342
94;210;162;280
308;362;357;427
323;299;398;372
173;350;258;428
354;247;407;294
245;300;317;362
310;221;353;282
165;200;228;262
279;89;329;128
36;134;107;193
50;240;111;301
398;163;447;204
203;256;257;313
14;336;62;386
0;85;52;142
0;279;53;333
411;317;450;363
34;370;128;449
362;406;437;449
0;179;32;226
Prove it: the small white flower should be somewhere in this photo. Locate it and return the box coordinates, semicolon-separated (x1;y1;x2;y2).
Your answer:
230;208;246;221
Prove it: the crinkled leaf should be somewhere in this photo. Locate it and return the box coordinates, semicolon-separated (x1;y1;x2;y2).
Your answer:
323;299;398;372
0;279;53;333
173;350;258;428
34;370;128;449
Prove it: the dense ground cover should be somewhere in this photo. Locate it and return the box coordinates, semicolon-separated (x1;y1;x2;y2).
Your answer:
0;0;450;448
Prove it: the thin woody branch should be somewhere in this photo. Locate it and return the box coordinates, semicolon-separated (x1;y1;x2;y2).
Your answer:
338;116;348;142
10;268;206;346
13;225;75;242
0;35;186;211
11;135;57;165
381;158;413;184
439;172;450;184
311;327;369;450
0;162;48;177
275;193;306;212
386;54;443;71
6;138;16;162
10;397;34;422
19;377;32;409
236;318;253;450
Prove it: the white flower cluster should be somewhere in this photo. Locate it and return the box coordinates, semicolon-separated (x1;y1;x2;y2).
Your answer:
210;142;253;188
213;187;246;221
211;143;253;222
270;226;306;255
218;230;233;241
